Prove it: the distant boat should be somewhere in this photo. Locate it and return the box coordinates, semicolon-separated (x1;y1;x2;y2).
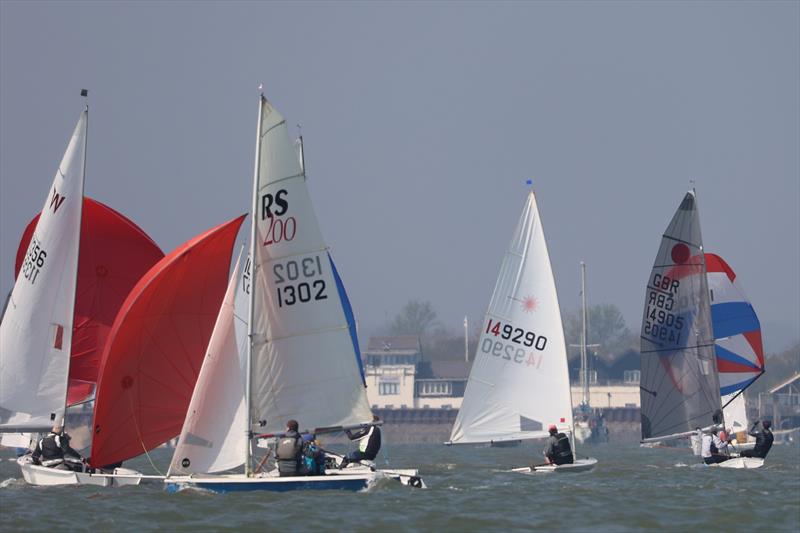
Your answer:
638;190;762;469
573;261;608;445
448;188;597;473
164;95;424;492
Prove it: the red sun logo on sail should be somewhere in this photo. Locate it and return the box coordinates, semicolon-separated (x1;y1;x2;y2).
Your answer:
522;296;538;313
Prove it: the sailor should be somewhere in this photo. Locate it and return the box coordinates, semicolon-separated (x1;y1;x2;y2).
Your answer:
274;419;303;477
543;424;574;465
31;424;84;471
740;420;774;459
340;415;382;468
300;434;326;476
700;429;731;465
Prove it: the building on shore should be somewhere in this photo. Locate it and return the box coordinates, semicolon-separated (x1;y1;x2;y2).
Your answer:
362;335;642;442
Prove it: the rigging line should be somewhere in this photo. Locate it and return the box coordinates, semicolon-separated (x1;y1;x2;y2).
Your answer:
126;388;165;477
720;371;765;410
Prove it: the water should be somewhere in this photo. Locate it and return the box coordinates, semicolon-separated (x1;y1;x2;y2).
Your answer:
2;442;798;531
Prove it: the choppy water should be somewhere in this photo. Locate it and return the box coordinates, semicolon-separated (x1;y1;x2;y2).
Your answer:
1;442;798;532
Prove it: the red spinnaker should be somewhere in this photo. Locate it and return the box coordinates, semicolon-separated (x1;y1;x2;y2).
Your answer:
89;215;245;468
14;198;164;405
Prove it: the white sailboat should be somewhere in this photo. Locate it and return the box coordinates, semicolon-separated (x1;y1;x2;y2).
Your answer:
164;95;423;492
0;99;143;486
638;190;763;469
448;187;597;474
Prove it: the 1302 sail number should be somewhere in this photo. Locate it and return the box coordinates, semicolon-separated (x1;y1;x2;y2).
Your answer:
273;255;328;308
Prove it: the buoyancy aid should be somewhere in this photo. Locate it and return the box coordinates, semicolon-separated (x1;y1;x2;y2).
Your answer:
38;434;65;466
554;433;573;460
275;435;302;461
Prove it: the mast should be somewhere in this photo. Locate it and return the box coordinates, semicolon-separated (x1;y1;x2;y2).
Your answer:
464;316;469;362
245;93;264;477
580;262;588;407
63;90;89;425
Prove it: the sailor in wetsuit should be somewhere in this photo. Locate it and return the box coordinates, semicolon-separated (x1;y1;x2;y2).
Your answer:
274;419;303;477
31;424;84;471
339;415;382;468
543;424;574;465
740;420;774;459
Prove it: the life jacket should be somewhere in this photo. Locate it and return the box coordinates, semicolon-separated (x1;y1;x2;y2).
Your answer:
554;433;573;460
38;434;66;466
275;435;302;461
301;442;325;475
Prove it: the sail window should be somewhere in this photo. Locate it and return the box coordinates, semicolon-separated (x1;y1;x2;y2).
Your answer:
53;324;64;350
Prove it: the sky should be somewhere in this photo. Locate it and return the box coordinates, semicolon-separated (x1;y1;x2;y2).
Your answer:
1;1;798;353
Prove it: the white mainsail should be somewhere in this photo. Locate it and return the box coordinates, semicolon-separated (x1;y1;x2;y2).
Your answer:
168;251;250;476
449;191;573;444
0;111;86;432
249;97;372;435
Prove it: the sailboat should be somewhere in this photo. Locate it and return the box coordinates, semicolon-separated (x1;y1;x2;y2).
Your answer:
572;262;608;445
638;190;763;469
706;253;765;450
0;101;137;486
164;95;423;492
16;215;243;486
447;187;597;474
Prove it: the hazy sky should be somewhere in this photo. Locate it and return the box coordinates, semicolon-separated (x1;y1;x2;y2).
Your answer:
1;1;798;352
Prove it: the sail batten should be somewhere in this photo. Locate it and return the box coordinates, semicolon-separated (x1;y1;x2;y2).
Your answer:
449;191;573;445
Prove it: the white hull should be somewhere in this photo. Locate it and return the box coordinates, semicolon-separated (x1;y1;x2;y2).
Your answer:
512;457;598;474
711;457;764;469
17;456;145;487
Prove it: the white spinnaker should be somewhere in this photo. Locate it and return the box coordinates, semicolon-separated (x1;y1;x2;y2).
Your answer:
0;111;86;431
449;191;573;444
168;251;249;476
722;393;749;434
250;98;372;434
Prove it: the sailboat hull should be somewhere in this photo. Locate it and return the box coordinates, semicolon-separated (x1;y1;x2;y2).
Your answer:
165;472;376;493
17;456;144;487
512;457;598;474
166;468;425;493
711;457;764;469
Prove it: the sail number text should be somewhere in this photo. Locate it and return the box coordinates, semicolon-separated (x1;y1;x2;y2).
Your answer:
261;189;297;246
643;273;685;343
273;255;328;307
482;319;547;368
21;237;47;285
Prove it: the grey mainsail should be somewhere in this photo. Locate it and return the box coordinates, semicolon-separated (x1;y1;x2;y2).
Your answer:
639;191;722;441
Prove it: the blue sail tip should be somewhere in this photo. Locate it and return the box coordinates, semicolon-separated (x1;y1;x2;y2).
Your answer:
525;179;533;186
